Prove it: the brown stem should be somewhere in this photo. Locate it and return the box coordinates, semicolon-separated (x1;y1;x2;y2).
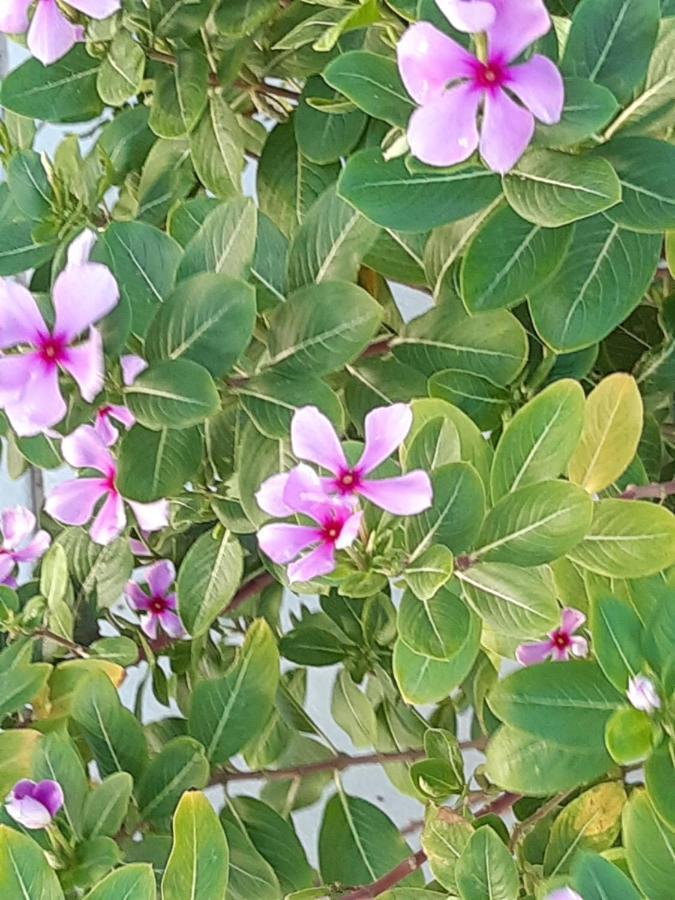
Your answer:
34;629;89;659
619;479;675;501
359;337;394;359
222;572;275;617
508;788;573;852
473;791;522;818
212;739;486;785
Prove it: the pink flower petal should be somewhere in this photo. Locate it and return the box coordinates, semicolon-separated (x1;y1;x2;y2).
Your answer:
0;354;36;405
9;779;36;800
12;530;51;563
127;499;169;533
61;424;114;474
145;559;175;596
291;407;347;475
120;354;147;386
487;0;552;64
570;636;589;658
258;523;321;564
397;22;475;106
126;581;150;612
287;542;336;583
0;281;45;349
141;612;159;640
560;608;585;635
164;592;177;610
545;890;583;900
4;362;66;437
53;263;119;342
158;609;185;638
480;87;534;173
0;0;32;33
0;557;16;584
335;510;362;550
94;412;120;446
108;404;135;430
358;471;433;515
506;55;564;125
65;230;96;268
436;0;497;32
283;464;336;523
68;0;121;18
6;795;52;829
32;780;63;817
0;506;36;550
45;478;108;526
550;644;571;661
90;491;126;545
407;83;481;168
357;404;413;474
27;0;79;66
256;472;293;517
515;639;553;666
60;328;105;403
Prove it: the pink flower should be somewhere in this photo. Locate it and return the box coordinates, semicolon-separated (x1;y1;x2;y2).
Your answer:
516;608;588;666
258;465;362;583
436;0;498;32
120;354;147;386
545;890;583;900
0;231;118;438
627;675;660;714
0;506;50;587
257;404;432;517
397;0;563;172
6;779;63;829
0;0;120;66
94;355;146;443
125;560;184;640
44;425;168;546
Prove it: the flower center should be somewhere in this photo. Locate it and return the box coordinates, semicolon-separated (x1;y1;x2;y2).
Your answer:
103;472;117;494
149;596;167;614
335;469;360;494
551;630;570;650
37;333;67;366
98;405;113;419
474;60;506;90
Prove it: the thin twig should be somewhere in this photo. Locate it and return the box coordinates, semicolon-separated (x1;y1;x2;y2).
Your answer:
222;571;276;616
508;789;573;852
619;479;675;501
34;629;89;659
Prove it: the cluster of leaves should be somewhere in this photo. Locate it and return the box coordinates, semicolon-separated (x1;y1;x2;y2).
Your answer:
0;0;673;897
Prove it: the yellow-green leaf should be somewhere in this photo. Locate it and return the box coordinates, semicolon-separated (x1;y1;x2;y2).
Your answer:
161;791;229;900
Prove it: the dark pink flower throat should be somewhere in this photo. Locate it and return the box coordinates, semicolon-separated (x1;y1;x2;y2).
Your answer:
472;59;507;90
149;596;169;614
551;630;571;651
37;333;68;366
335;469;362;495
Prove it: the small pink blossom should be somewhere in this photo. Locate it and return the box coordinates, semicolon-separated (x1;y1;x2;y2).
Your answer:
0;506;51;587
545;889;583;900
6;779;63;829
125;560;184;640
627;675;660;714
0;231;118;438
258;465;362;583
516;608;588;666
94;355;146;443
44;425;168;546
257;404;432;517
436;0;498;32
0;0;120;66
120;354;148;386
397;0;563;172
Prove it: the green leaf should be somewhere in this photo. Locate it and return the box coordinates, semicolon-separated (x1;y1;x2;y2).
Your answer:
458;564;559;638
83;864;156;900
331;669;377;748
0;825;64;898
421;806;473;892
645;742;675;831
595;137;675;232
251;213;288;308
623;789;675;900
402;544;455;602
280;626;348;666
529;215;661;351
406;462;486;559
71;672;147;780
475;481;593;567
154;0;212;36
162;791;229;900
0;731;40;799
562;0;660;102
485;726;611;795
190;95;244;199
125;359;220;430
534;77;619;148
490;380;585;501
0;220;56;276
573;853;641;900
410;758;459;802
0;46;102;123
489;660;625;750
503;150;622;227
0;663;50;719
319;792;423;888
214;0;277;35
177;198;257;281
97;31;145;107
97;106;154;183
40;543;69;606
176;530;244;637
295;75;366;164
189;620;279;764
398;587;474;660
568;499;675;578
339;150;502;231
323;51;414;127
145;273;255;376
7;150;53;221
136;737;209;822
238;371;343;439
605;707;653;764
94;222;181;337
262;281;382;376
82;773;133;839
568;373;643;492
286;185;379;291
590;595;644;690
137;139;195;227
456;827;519;900
428;370;510;432
460;203;572;312
149;50;208;138
33;733;88;838
116;424;203;502
220;817;280;899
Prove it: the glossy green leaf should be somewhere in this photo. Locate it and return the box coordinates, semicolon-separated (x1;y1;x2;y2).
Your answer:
535;77;619;148
398;587;475;660
590;595;644;690
97;31;145;108
428;370;510;431
82;773;133;839
0;825;64;898
84;864;156;900
324;51;414;127
116;424;203;502
402;544;455;601
33;733;87;838
190;94;244;199
125;359;220;430
456;827;519;900
136;737;209;822
162;791;229;900
573;853;641;900
0;663;50;720
623;790;675;900
605;708;653;764
645;742;675;831
177;530;244;637
331;669;377;748
295;75;366;164
421;806;473;892
177;197;257;281
220;817;280;899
